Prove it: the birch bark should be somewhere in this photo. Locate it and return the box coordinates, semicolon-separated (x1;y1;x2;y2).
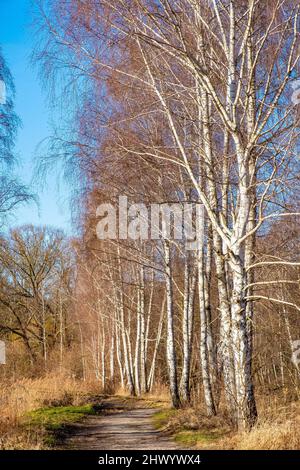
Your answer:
163;239;180;408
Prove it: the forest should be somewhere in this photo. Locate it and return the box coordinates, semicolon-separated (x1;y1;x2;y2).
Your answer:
0;0;300;452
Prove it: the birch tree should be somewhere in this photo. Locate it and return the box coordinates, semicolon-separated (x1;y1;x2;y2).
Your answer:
35;0;300;430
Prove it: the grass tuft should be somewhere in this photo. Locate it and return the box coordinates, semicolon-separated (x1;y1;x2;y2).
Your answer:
25;404;97;431
174;430;221;446
152;409;178;429
23;404;99;447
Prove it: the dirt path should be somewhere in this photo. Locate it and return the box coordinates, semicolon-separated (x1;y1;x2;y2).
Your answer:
62;398;179;450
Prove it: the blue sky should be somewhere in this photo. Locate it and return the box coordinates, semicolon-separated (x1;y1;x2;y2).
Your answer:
0;0;72;234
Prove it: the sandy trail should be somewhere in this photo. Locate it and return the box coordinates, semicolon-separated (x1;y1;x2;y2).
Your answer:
63;399;179;450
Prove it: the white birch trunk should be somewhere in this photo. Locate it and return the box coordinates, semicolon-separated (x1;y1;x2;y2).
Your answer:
101;323;106;390
139;266;147;393
198;244;216;416
198;81;236;415
179;258;191;402
148;295;165;391
163;239;180;408
110;332;115;382
115;320;124;389
179;257;196;402
117;250;135;395
134;286;141;395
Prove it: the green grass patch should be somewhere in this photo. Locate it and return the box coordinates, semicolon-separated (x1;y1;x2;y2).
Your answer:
153;409;178;429
26;404;96;430
24;404;98;446
153;408;225;448
174;430;223;447
143;400;166;409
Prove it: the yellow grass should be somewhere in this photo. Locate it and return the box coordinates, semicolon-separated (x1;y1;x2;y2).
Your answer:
151;396;300;450
235;419;300;450
1;377;299;450
0;373;101;449
235;401;300;450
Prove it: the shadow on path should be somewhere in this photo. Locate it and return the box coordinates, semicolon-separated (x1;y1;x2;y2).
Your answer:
62;399;180;450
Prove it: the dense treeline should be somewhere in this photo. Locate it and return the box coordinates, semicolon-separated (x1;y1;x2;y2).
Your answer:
0;226;74;372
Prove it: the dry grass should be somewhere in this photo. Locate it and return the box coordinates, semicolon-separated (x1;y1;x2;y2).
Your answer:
152;396;300;450
235;419;300;450
234;401;300;450
114;383;170;409
0;373;102;449
114;383;170;402
1;376;299;450
152;405;233;449
144;384;171;403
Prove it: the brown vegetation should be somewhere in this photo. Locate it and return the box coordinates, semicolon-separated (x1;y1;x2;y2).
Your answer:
0;0;300;450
